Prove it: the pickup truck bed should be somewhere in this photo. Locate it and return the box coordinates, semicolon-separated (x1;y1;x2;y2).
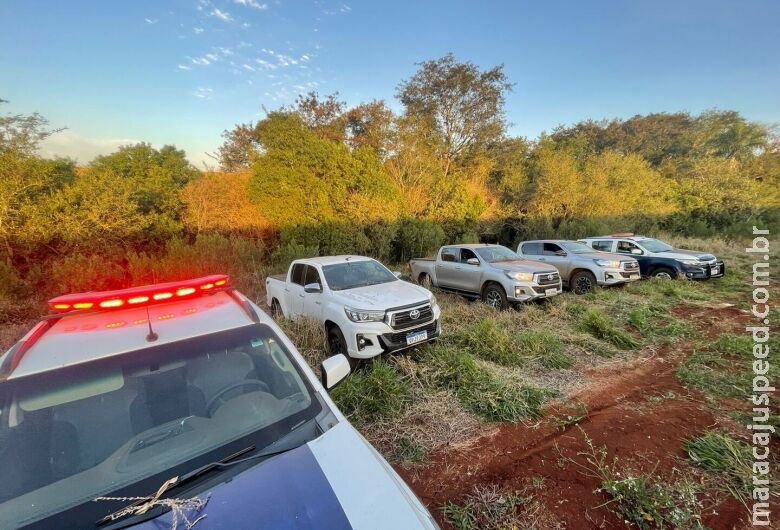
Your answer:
268;273;287;282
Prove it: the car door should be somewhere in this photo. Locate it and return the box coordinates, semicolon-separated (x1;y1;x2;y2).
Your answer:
286;263;306;318
616;240;644;257
434;247;460;289
540;242;569;277
590;240;615;253
454;248;482;293
301;265;324;319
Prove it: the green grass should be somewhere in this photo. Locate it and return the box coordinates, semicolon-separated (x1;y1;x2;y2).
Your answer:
513;329;573;369
452;319;523;366
684;431;756;505
579;308;640;349
332;359;411;427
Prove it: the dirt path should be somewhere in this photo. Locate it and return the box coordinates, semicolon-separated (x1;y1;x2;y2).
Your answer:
397;304;752;529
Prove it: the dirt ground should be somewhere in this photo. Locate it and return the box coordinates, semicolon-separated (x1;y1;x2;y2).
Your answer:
398;304;761;530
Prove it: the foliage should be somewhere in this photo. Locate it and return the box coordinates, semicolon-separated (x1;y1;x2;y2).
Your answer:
684;432;756;505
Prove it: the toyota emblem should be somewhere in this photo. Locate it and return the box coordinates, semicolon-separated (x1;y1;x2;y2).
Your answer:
546;274;554;281
409;309;421;320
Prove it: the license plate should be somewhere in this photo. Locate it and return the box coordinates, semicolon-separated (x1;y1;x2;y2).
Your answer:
711;266;720;275
629;274;640;279
545;288;558;296
406;330;428;345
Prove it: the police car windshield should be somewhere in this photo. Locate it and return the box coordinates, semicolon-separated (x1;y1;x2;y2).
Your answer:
639;239;674;252
322;260;398;291
474;246;518;262
0;323;320;529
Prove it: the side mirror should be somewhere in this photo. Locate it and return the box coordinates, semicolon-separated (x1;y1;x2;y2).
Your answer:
555;250;567;257
304;282;322;293
321;354;351;389
466;258;480;266
393;271;403;279
630;248;643;255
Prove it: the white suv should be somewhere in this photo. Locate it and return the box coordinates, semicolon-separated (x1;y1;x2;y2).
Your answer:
0;275;439;530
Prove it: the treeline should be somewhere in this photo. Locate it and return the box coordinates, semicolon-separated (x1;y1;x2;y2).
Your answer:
1;55;779;312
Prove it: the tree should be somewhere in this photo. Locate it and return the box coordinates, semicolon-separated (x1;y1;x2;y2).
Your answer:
290;91;346;143
344;100;395;157
397;54;513;176
216;122;260;171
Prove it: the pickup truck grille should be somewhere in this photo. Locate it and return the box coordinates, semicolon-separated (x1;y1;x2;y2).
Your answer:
534;272;560;286
383;320;438;344
622;261;639;271
388;303;433;330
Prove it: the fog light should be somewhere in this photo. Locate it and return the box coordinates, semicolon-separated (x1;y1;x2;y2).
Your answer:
514;286;523;298
357;334;373;351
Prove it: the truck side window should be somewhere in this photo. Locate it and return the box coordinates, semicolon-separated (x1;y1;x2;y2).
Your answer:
591;240;613;252
304;266;321;287
616;241;641;254
542;243;563;256
441;248;458;262
521;242;541;255
460;248;479;264
291;263;305;285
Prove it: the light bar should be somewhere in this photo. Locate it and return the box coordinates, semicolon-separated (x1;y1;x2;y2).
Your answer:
47;274;230;313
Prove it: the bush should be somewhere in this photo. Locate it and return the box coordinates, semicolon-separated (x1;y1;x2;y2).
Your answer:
47;254;126;294
394;218;445;262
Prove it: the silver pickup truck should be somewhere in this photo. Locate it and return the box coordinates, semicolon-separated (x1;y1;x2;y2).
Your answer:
517;239;641;294
409;244;562;310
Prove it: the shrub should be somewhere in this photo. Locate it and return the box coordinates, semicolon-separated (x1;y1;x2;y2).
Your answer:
394;218;445;262
47;254;126;294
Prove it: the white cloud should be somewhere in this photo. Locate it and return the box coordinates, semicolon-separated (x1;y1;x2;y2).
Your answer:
209;8;233;21
242;63;256;71
300;54;310;61
178;64;192;70
192;87;214;99
234;0;267;10
39;131;138;164
193;26;204;34
340;4;351;12
144;18;159;24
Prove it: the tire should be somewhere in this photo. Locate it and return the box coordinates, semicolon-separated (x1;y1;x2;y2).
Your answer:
571;270;597;295
482;283;508;310
418;273;432;289
270;299;282;317
651;267;676;280
328;326;356;368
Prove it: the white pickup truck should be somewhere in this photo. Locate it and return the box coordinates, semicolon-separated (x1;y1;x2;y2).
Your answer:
266;256;440;362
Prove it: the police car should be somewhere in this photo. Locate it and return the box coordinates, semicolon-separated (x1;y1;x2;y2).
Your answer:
0;275;439;530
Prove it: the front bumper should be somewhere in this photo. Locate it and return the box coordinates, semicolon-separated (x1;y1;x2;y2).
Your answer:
345;305;442;358
508;281;562;302
600;267;641;285
682;260;725;280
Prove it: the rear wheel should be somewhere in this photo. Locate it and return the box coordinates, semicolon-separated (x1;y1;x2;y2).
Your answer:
571;271;597;295
418;273;432;289
652;267;675;280
482;283;508;310
270;299;282;317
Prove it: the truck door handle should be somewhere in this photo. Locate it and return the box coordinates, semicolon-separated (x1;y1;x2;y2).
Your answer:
455;266;462;270
298;294;305;298
538;258;546;261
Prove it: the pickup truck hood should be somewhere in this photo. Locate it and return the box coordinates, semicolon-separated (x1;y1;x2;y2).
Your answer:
490;259;558;274
132;422;434;529
333;280;430;309
655;249;717;261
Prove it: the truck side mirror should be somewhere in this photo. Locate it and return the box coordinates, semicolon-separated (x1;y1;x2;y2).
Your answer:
466;258;480;265
321;354;350;389
555;250;567;257
630;249;643;255
304;282;322;293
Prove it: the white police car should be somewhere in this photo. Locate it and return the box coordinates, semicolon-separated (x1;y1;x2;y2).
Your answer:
0;275;439;530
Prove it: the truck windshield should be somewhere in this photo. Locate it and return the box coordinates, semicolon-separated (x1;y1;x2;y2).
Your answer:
0;323;321;529
322;260;398;290
560;241;596;253
640;239;674;252
474;246;519;262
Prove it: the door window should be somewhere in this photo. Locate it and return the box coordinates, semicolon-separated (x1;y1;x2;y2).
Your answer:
591;240;613;252
441;248;458;262
616;241;642;255
460;248;479;264
521;242;541;255
542;243;564;256
290;263;305;285
304;266;321;287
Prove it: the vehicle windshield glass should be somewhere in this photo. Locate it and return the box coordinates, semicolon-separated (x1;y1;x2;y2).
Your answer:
560;241;595;254
474;246;519;262
0;323;320;529
639;239;674;252
322;260;398;291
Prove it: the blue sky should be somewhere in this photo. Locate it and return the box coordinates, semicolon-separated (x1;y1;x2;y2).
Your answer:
1;0;778;167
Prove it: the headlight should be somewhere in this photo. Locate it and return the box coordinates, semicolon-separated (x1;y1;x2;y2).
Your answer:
505;271;534;282
678;259;701;266
344;306;385;322
594;259;620;268
429;294;437;308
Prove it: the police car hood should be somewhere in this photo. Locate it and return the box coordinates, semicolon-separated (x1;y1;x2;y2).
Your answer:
133;421;435;530
659;248;717;261
333;280;430;309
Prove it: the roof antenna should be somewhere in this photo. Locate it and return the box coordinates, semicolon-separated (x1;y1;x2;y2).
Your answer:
145;306;158;342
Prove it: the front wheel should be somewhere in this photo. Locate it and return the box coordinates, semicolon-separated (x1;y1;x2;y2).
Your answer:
328;326;357;369
571;271;597;295
482;283;508;310
652;267;676;280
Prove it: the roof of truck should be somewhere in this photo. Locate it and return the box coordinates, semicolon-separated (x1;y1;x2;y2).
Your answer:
0;287;262;381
